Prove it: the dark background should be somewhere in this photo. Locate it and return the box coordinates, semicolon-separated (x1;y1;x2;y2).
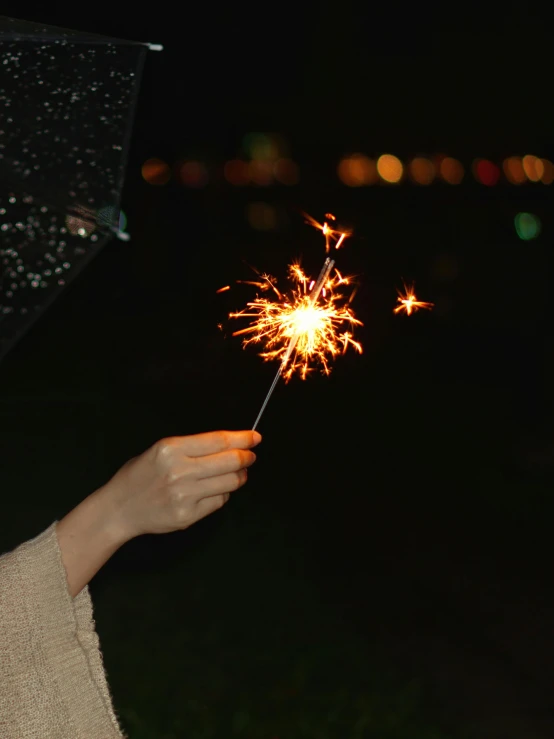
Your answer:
1;2;554;737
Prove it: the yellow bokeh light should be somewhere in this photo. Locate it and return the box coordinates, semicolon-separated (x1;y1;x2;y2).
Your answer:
439;157;464;185
141;158;171;185
502;156;526;184
337;154;377;186
522;155;544;182
540;159;554;185
376;154;403;183
409;157;435;185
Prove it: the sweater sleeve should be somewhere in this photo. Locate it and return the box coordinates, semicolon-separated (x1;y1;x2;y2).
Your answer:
0;523;125;739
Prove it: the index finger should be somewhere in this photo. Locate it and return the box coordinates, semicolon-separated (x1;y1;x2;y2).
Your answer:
179;430;262;458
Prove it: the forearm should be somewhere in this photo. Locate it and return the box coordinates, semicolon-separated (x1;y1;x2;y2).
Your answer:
56;485;130;598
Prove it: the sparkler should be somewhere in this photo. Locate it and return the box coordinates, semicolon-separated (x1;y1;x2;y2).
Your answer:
394;282;434;316
226;214;362;430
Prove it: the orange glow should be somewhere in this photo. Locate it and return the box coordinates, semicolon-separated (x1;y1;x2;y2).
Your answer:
439;157;464;184
376;154;403;183
224;159;250;186
522;155;544;182
337;154;378;186
274;158;299;185
141;158;171;185
216;285;231;294
179;161;209;188
394;282;434;316
409;157;435;185
540;159;554;185
249;160;273;186
503;156;526;184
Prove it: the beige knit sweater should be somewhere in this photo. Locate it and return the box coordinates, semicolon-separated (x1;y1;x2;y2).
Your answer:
0;523;125;738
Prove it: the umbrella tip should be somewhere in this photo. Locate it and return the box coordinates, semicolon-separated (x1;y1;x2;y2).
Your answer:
147;43;164;51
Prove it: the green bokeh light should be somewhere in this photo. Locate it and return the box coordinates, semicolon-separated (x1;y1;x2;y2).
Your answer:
514;212;541;240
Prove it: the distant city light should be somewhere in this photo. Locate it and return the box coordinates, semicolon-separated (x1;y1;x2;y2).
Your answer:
541;159;554;184
274;158;299;185
514;212;541;240
503;156;526;184
439;157;464;184
376;154;403;183
224;160;250;186
337;154;377;186
142;157;171;185
179;161;209;188
522;155;544;182
409;157;435;185
473;159;500;186
249;160;273;186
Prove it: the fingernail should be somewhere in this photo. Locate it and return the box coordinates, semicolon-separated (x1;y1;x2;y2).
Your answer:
253;431;262;444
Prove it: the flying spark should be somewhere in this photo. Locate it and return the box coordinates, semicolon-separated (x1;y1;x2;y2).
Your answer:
394;282;434;316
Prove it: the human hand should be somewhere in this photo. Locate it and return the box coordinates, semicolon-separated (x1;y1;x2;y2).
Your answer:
101;430;261;542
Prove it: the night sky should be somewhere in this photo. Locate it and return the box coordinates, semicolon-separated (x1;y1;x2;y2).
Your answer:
2;3;554;738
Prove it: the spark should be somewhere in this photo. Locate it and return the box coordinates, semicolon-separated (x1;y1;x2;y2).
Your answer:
302;211;352;253
216;285;231;294
230;259;362;382
393;282;434;316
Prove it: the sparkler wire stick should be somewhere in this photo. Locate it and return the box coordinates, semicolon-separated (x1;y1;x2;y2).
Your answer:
252;257;335;430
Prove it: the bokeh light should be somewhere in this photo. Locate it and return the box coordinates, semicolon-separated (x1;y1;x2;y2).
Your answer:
502;156;526;184
243;133;280;161
439;157;464;184
522;155;544;182
540;159;554;185
249;160;273;186
409;157;435;185
179;161;209;188
473;159;500;186
224;159;250;186
247;202;277;230
337;154;377;186
376;154;403;183
141;157;171;185
514;212;541;240
274;158;299;185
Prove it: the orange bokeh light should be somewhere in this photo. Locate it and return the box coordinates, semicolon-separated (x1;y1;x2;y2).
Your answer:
439;157;464;184
224;159;250;186
179;161;209;188
522;155;544;182
409;157;435;185
249;160;273;186
376;154;403;183
274;158;300;185
337;154;377;186
540;159;554;185
142;158;171;185
502;156;526;184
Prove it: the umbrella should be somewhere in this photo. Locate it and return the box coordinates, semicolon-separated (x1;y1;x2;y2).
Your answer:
0;16;161;361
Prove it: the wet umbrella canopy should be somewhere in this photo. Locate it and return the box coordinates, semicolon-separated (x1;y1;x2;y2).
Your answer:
0;16;156;360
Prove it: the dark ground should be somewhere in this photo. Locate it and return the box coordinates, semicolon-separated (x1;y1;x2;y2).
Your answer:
2;179;554;738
